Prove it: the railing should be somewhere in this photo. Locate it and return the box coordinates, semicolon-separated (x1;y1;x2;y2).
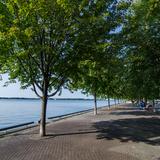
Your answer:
48;108;93;120
48;105;108;120
0;122;34;132
0;122;35;136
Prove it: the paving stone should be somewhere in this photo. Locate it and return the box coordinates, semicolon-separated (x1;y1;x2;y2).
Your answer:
0;103;160;160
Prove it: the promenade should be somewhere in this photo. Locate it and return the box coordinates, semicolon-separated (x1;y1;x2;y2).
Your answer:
0;103;160;160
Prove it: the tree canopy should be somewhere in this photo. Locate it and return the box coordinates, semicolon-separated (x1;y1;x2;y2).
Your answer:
120;0;160;101
0;0;83;136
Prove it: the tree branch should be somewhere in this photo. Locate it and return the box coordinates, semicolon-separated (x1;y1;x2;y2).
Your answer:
32;83;42;98
48;78;65;97
28;53;43;72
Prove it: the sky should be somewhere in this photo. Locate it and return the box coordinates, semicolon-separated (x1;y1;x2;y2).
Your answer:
0;74;91;98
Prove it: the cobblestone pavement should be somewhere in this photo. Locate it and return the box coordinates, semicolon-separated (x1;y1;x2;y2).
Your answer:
0;103;160;160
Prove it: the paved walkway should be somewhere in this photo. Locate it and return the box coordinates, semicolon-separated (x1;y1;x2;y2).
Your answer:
0;103;160;160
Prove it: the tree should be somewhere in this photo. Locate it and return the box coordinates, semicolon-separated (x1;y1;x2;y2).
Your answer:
120;0;160;101
71;60;105;115
0;0;80;137
69;0;130;112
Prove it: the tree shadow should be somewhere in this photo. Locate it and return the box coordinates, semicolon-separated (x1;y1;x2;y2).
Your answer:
110;110;159;116
112;108;140;111
32;129;100;140
93;117;160;145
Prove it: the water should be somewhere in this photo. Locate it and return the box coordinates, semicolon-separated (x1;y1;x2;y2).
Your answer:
0;99;115;129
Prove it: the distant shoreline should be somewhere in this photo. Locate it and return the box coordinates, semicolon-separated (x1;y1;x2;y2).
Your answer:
0;97;100;100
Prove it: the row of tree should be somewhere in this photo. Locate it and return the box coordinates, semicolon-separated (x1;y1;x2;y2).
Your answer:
120;0;160;103
0;0;159;136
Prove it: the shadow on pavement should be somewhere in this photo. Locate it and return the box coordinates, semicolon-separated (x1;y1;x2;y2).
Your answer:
110;110;159;116
45;130;99;137
93;117;160;146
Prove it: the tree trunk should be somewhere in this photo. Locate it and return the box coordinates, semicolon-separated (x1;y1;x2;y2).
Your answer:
152;99;155;107
144;97;147;107
108;96;110;109
40;93;48;137
94;93;97;115
114;99;116;106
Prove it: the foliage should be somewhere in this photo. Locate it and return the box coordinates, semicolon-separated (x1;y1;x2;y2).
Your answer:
70;0;130;100
121;0;160;100
0;0;82;136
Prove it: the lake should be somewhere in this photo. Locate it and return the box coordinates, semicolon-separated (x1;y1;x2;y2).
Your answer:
0;99;115;129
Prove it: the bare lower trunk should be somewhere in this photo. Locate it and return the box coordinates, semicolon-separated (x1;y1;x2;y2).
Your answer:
144;97;147;107
114;99;116;106
94;93;97;115
40;95;48;137
152;99;155;107
108;96;110;109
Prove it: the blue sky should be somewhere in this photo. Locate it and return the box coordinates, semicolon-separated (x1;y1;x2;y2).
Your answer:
0;74;91;98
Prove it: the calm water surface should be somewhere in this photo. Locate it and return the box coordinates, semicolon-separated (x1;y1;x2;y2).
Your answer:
0;99;114;129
